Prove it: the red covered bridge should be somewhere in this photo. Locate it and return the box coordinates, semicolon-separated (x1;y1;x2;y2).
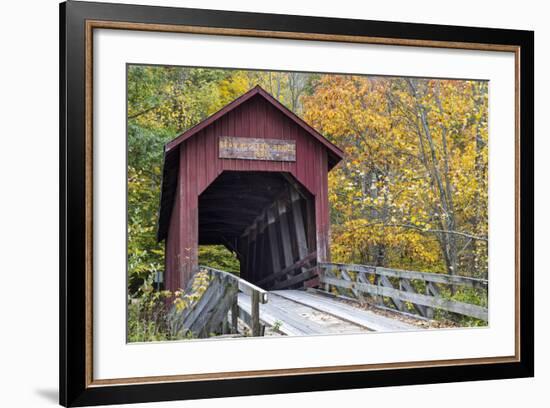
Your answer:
158;85;344;292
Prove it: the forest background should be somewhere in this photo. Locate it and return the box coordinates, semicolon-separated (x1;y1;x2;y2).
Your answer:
127;66;489;338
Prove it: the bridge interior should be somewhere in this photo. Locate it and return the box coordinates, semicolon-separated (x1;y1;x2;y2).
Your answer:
198;171;318;290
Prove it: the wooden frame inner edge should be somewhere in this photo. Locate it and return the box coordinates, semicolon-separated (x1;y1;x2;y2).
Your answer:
84;19;522;388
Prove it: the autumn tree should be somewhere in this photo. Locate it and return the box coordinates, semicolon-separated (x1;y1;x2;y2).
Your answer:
303;75;488;278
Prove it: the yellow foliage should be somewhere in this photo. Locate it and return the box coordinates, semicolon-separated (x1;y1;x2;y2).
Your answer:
304;75;488;275
173;269;212;312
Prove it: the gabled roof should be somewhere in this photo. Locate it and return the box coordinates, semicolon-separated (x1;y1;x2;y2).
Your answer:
157;85;344;241
165;85;344;164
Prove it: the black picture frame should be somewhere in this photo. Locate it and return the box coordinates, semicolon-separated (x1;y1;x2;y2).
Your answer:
60;1;534;406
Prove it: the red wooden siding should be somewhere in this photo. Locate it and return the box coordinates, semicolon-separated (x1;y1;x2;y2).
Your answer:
161;87;343;291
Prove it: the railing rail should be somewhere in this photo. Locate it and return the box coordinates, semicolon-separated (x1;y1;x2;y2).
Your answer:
202;266;269;302
318;263;488;321
324;262;488;289
200;266;268;336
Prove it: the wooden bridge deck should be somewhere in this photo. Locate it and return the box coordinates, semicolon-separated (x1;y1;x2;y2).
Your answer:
238;289;418;336
186;264;487;339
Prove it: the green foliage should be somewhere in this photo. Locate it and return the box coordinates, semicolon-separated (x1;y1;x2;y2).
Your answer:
127;124;171;294
434;286;488;327
198;245;240;274
127;275;173;342
128;270;215;342
272;320;283;332
172;268;212;312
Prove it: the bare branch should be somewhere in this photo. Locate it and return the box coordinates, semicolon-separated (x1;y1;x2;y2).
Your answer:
335;221;488;242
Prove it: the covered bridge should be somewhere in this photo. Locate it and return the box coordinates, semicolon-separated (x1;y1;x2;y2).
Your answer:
157;85;344;292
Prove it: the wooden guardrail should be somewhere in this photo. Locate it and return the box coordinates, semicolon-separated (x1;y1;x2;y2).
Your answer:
168;266;268;338
204;266;268;337
318;263;488;321
183;266;268;336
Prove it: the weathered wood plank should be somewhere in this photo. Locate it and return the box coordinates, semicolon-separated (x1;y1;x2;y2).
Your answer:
200;265;268;303
238;293;316;336
339;268;362;299
322;263;487;289
181;276;225;336
269;293;369;334
266;208;282;283
324;267;347;297
306;287;433;322
320;275;488;321
400;278;429;317
379;275;405;311
251;290;261;336
290;188;309;265
272;290;417;332
424;282;441;319
277;199;295;273
189;277;238;337
173;274;222;334
219;136;296;162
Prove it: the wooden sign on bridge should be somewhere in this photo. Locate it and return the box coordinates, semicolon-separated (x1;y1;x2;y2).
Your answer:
219;136;296;162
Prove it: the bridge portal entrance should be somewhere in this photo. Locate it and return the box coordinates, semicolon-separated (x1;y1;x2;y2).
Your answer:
199;171;316;290
157;86;344;292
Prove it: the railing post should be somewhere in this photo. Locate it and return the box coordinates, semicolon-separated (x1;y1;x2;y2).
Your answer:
424;281;434;319
323;266;330;293
251;290;261;337
375;270;383;306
